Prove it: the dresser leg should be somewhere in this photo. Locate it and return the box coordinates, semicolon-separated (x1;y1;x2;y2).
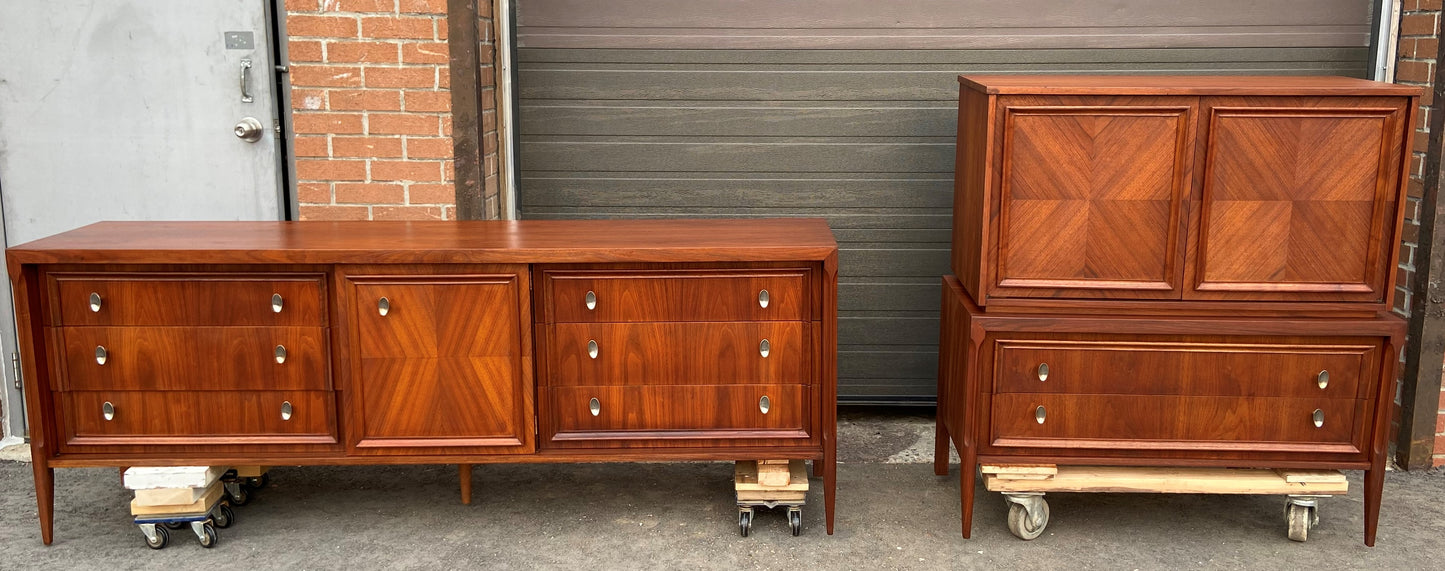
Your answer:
34;461;53;545
458;464;473;505
823;452;836;535
1364;466;1384;546
933;413;950;476
959;446;976;539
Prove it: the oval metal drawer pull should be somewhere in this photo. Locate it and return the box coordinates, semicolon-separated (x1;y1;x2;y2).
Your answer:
89;292;103;313
281;401;293;421
1037;363;1049;382
274;345;287;364
759;395;771;414
1035;406;1046;424
589;397;601;417
94;346;108;366
585;290;597;311
378;297;390;316
758;289;770;308
1316;370;1329;390
1312;409;1324;428
759;339;771;358
272;293;284;313
588;340;599;359
102;401;115;421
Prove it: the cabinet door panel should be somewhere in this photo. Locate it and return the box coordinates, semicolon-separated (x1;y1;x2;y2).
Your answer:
991;95;1194;300
348;273;532;453
1187;97;1409;302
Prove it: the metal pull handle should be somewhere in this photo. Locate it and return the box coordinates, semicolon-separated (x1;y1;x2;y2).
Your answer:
1316;370;1329;390
587;340;599;359
589;397;601;417
1035;406;1046;424
1037;363;1049;382
585;290;597;310
274;345;287;364
95;346;108;366
759;395;771;414
89;292;103;313
1312;409;1324;428
758;289;770;308
240;58;254;103
281;401;293;421
102;401;115;421
272;293;284;313
759;339;771;358
378;297;390;316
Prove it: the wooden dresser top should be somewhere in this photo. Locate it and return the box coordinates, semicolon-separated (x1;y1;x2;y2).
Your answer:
958;75;1422;97
6;219;838;267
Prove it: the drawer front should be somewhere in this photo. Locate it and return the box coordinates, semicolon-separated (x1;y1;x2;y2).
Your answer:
63;391;336;447
548;322;807;386
545;269;808;322
994;340;1372;398
61;327;329;391
547;384;809;445
991;394;1362;453
54;274;326;326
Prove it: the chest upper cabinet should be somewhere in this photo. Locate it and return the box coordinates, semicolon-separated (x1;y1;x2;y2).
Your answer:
953;77;1417;309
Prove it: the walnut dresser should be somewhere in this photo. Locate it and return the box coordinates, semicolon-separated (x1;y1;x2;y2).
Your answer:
932;76;1421;546
7;218;838;544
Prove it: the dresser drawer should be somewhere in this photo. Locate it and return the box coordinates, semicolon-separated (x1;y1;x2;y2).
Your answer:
547;384;809;445
60;327;329;391
62;391;336;447
52;274;326;326
548;322;806;386
544;269;809;322
994;339;1373;398
991;394;1363;453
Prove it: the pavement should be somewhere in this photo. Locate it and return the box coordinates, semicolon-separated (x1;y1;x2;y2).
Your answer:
0;408;1442;570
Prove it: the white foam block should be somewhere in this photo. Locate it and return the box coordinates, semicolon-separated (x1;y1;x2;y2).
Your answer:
123;466;226;491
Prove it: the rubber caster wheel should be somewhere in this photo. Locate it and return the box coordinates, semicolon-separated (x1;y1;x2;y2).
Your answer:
145;526;169;550
198;522;218;548
227;485;250;506
246;473;268;489
738;510;752;537
1287;504;1316;542
788;509;802;537
214;504;235;529
1007;500;1050;540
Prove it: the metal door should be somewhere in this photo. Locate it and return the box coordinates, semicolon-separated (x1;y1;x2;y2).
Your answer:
0;1;286;439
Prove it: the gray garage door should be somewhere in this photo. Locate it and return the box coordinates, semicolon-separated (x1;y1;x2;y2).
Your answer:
514;0;1378;402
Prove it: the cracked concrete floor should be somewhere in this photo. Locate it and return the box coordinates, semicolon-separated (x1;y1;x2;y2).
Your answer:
0;408;1442;570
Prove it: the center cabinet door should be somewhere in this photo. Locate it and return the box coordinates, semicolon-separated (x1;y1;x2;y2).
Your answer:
990;95;1196;300
341;266;534;454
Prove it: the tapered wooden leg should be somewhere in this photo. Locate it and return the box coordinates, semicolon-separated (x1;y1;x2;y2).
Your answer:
119;467;127;486
458;464;472;505
934;411;950;476
33;461;53;545
824;448;836;535
959;444;976;539
1364;465;1384;546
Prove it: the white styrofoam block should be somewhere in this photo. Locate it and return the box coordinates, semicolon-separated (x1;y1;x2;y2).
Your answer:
123;466;227;490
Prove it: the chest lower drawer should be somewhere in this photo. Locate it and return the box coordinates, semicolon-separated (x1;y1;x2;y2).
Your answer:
548;322;807;386
60;327;330;390
52;274;326;326
543;269;810;322
61;391;337;448
990;394;1363;453
546;385;809;446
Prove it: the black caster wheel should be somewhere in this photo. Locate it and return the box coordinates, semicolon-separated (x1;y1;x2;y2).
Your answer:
246;473;268;489
198;522;219;548
146;526;169;550
788;510;802;536
228;485;250;506
162;521;186;530
738;510;752;537
214;504;235;529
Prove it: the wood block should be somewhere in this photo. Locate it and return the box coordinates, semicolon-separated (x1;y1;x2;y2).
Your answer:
993;473;1055;481
124;466;225;491
134;486;207;507
980;464;1058;476
130;482;222;516
984;466;1349;495
758;459;790;465
235;466;269;478
734;460;809;492
757;462;791;487
738;490;807;502
1274;469;1347;484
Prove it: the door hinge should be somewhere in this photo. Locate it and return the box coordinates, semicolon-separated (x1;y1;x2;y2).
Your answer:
10;352;21;390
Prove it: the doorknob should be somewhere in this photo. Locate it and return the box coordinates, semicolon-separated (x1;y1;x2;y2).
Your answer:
234;118;264;142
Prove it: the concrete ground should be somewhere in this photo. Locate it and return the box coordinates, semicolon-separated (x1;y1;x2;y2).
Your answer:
0;409;1442;570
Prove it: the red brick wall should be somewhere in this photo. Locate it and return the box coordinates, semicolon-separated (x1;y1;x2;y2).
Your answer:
283;0;500;220
1392;1;1445;467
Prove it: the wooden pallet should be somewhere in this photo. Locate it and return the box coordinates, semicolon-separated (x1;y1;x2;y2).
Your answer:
130;482;224;517
982;465;1348;495
735;460;808;502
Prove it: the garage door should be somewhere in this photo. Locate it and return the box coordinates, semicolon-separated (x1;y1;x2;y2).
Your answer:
514;0;1378;402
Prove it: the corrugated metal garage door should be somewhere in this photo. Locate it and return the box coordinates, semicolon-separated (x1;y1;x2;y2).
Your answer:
514;0;1378;402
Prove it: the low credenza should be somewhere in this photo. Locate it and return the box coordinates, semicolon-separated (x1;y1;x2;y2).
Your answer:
7;219;838;544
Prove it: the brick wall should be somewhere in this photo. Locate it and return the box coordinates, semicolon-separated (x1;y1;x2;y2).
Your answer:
284;0;500;220
1392;0;1445;467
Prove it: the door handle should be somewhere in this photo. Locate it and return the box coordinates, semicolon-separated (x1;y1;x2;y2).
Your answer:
240;58;254;103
